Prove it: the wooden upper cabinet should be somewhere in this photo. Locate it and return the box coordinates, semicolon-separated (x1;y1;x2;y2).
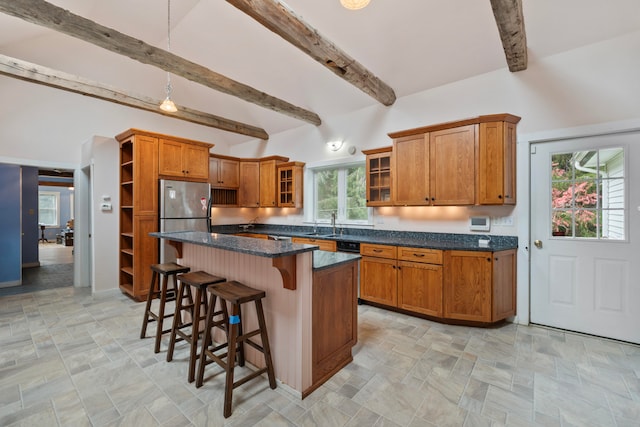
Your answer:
209;155;240;188
157;139;182;177
132;134;159;216
393;134;430;206
392;126;475;206
478;120;518;205
259;157;288;207
387;114;520;206
363;147;392;206
277;161;304;208
159;138;212;181
239;161;260;207
429;125;476;205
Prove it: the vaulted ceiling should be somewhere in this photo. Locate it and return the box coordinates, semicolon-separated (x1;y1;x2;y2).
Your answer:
1;0;639;146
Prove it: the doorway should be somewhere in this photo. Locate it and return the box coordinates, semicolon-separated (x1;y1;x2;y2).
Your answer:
530;131;640;344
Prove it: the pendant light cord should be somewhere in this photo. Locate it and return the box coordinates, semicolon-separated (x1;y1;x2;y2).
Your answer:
165;0;172;96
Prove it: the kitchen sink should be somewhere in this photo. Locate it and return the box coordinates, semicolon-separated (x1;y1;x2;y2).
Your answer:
302;232;343;238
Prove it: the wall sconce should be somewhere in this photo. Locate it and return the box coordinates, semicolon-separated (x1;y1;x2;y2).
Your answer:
326;140;344;151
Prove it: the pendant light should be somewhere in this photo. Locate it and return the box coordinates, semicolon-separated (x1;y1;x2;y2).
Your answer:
159;0;178;113
340;0;370;10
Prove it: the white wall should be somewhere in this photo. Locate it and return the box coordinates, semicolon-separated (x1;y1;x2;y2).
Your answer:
229;30;640;237
80;136;120;293
2;30;638;310
225;30;640;324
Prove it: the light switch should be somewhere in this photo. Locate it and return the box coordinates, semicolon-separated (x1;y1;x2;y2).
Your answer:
100;202;113;212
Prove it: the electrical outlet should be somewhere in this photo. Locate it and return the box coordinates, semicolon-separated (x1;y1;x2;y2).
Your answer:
492;216;514;226
478;238;490;247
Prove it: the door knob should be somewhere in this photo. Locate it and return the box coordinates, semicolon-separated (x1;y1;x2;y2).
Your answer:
534;239;542;248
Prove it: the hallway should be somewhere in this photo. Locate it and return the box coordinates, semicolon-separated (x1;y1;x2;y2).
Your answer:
0;243;73;297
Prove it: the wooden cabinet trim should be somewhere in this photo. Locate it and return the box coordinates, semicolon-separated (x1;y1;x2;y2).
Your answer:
387;114;521;138
116;128;214;149
362;146;392;155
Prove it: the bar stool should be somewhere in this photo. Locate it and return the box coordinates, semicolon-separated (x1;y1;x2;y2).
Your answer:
140;262;191;353
195;280;276;418
166;271;226;383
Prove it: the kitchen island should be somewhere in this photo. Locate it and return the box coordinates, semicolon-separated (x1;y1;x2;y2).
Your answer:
150;231;360;398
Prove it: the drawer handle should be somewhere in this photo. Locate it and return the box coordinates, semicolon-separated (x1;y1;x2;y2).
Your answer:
413;253;425;257
373;249;383;253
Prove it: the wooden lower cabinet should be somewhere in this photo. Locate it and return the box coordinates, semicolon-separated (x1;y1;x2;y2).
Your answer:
291;237;336;252
443;249;516;323
233;232;268;239
312;260;358;385
360;255;397;306
126;214;158;300
360;243;516;324
397;261;443;317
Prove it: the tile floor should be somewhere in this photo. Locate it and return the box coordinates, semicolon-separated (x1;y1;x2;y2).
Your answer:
1;284;640;426
0;243;73;298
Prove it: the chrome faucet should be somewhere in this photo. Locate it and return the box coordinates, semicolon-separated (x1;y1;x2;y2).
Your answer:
331;212;336;235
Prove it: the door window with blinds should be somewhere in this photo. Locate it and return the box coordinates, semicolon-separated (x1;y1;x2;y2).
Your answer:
551;147;625;239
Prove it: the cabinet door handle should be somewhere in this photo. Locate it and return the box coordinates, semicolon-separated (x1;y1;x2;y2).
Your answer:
487;257;491;262
498;195;503;199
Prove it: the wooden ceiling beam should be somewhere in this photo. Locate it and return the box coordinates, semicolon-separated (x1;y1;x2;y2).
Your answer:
0;0;321;126
489;0;528;72
226;0;396;106
0;54;269;139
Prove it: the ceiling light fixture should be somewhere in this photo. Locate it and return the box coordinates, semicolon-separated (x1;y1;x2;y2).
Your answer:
340;0;371;11
326;140;344;151
159;0;177;113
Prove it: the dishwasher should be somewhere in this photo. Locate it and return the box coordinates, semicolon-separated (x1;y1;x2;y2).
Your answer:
335;240;362;303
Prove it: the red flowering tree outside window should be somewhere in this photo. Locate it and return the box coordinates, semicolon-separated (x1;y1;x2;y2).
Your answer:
551;153;600;237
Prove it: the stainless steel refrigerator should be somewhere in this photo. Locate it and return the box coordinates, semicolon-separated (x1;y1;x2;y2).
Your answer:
159;179;211;263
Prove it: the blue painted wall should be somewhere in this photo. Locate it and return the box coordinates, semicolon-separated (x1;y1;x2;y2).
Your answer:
0;164;22;284
22;167;39;265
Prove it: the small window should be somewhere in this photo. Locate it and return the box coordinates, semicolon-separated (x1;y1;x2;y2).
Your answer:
39;191;60;227
313;164;369;224
551;148;625;239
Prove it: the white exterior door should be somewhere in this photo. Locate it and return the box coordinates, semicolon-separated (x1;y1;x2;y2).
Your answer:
530;131;640;344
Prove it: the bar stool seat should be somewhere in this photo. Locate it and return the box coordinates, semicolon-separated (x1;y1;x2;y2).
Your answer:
167;271;226;383
140;262;191;353
196;280;276;418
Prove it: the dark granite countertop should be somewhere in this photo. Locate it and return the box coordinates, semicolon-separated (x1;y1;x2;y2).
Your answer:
313;251;361;271
214;225;518;252
150;231;317;258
